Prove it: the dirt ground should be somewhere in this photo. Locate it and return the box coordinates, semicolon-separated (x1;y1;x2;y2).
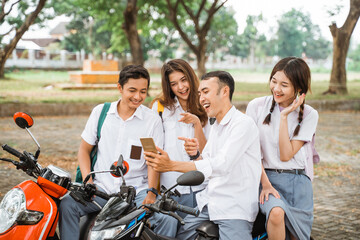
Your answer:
0;111;359;239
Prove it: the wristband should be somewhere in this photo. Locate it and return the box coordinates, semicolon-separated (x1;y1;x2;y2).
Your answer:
189;150;200;160
146;187;158;197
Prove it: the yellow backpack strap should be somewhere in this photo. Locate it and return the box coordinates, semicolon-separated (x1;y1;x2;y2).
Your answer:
156;101;164;191
157;101;164;120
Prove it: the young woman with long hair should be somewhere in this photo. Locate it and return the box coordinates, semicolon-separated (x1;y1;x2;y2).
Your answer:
151;59;208;217
246;57;319;240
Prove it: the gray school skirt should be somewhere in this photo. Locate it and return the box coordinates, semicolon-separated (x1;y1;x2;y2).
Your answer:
260;170;313;240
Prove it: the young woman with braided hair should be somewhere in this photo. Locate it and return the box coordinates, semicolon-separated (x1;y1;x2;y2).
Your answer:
246;57;319;240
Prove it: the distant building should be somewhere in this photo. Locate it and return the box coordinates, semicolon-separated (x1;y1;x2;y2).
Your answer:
49;22;70;40
22;38;59;48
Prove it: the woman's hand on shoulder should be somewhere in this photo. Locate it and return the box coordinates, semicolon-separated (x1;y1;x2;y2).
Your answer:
259;184;281;205
179;112;201;126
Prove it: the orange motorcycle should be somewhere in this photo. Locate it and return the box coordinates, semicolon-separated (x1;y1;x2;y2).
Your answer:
0;112;84;239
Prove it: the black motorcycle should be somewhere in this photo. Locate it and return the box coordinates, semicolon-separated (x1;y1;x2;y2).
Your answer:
74;154;204;240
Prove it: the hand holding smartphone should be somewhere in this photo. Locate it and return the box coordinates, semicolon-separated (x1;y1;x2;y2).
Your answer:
140;138;157;153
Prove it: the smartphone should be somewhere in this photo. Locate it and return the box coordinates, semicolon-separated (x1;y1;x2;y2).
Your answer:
140;138;157;153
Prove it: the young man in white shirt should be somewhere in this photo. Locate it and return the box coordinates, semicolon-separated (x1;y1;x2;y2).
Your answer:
144;71;262;240
59;65;177;239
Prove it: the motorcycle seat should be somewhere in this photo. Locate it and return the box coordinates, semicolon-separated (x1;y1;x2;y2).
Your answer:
196;221;219;238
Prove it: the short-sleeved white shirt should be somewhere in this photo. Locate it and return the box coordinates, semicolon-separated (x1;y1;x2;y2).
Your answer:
246;96;319;170
194;106;262;221
81;100;164;194
152;98;210;194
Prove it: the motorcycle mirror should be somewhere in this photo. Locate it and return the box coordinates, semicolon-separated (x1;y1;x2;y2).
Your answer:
13;112;41;158
110;159;129;177
177;171;204;186
13;112;34;129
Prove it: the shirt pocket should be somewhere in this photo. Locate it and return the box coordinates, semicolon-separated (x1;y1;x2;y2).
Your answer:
163;120;177;148
126;138;144;163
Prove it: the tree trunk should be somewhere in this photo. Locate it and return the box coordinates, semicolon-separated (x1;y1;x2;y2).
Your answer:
0;0;47;79
0;55;6;78
197;56;206;77
123;0;144;66
327;29;350;94
165;0;226;76
196;43;207;77
325;0;360;95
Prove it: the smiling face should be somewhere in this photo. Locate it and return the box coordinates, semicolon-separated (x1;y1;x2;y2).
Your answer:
118;78;148;111
169;71;190;106
270;71;297;108
198;77;227;120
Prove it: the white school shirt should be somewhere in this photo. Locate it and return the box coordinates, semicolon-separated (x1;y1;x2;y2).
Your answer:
246;96;319;171
81;100;164;194
194;106;262;222
152;98;210;194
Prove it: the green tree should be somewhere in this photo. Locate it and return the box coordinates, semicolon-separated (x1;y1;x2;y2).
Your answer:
240;15;265;64
276;9;310;57
229;14;272;63
51;1;113;58
275;9;331;60
65;0;180;66
61;16;112;57
206;7;238;61
163;0;227;76
228;34;249;59
304;25;331;60
66;0;145;65
142;30;179;62
0;0;49;78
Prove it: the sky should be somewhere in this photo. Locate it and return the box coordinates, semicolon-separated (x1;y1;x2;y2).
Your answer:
23;0;359;46
226;0;359;45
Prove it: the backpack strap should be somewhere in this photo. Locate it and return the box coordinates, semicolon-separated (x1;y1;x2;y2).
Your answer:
96;102;111;142
156;101;164;191
75;102;111;183
91;102;111;168
157;101;164;120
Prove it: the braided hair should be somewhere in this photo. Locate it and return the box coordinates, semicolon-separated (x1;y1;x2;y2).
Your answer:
263;57;311;137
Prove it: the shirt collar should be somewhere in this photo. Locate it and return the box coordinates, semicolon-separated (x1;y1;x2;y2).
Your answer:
174;96;187;112
219;105;236;125
108;99;144;120
174;96;181;109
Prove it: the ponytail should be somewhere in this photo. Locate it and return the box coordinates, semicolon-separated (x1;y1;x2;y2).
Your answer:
263;97;276;125
293;101;304;136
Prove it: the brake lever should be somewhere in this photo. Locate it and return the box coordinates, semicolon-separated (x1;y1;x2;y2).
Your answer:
69;191;87;206
160;210;185;225
0;158;20;167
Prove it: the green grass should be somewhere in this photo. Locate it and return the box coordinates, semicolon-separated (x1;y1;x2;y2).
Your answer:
1;69;359;104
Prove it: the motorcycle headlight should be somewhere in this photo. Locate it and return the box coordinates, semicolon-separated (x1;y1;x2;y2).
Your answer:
89;225;126;240
0;188;26;234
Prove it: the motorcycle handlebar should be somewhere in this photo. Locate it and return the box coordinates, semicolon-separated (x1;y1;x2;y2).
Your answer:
174;202;200;217
2;144;23;159
94;190;110;200
144;198;199;218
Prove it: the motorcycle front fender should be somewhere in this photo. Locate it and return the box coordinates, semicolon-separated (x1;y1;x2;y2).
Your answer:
0;180;58;240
